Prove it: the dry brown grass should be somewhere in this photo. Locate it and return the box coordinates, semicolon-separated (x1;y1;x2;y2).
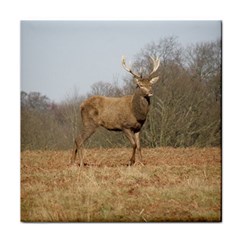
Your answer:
21;147;221;222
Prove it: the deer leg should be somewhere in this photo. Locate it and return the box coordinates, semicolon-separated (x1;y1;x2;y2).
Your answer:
71;127;96;166
123;129;137;166
134;132;143;163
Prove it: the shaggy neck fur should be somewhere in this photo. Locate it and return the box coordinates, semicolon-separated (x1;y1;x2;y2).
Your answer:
132;87;151;122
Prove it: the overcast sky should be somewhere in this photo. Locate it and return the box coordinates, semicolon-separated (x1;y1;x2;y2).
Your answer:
21;21;221;102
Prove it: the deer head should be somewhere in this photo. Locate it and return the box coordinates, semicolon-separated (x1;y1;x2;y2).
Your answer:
122;56;160;97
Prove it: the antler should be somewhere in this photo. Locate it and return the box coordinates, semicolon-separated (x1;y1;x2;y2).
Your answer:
121;56;142;79
148;56;161;79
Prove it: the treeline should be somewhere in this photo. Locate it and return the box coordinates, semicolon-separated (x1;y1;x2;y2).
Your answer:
21;37;221;151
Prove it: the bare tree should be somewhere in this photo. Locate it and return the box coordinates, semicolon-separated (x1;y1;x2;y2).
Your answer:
90;80;123;97
185;40;221;82
60;88;84;143
21;38;221;151
71;56;160;166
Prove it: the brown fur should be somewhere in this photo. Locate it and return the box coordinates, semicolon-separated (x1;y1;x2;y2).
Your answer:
71;57;160;166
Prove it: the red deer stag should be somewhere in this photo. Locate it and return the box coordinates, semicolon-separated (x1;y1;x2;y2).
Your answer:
71;56;160;166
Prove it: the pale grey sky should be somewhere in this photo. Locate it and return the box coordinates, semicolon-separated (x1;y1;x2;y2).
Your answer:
21;21;221;102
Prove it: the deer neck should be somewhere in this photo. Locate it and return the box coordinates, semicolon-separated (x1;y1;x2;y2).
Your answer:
132;88;151;122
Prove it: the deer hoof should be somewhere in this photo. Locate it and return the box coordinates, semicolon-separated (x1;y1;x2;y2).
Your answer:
128;159;135;166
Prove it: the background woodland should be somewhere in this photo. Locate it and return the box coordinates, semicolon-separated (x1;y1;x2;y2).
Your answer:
21;37;221;150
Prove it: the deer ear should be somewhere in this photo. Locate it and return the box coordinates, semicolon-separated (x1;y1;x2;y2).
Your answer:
135;78;141;86
150;76;159;85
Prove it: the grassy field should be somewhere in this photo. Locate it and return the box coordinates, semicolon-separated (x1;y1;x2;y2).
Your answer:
21;147;221;222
